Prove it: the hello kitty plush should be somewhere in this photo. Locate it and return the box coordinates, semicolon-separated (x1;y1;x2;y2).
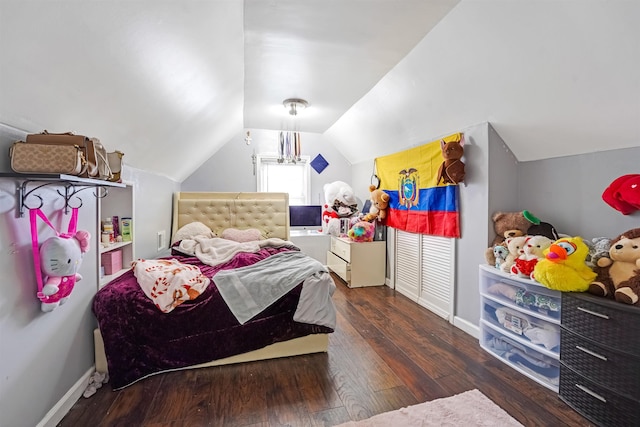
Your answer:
39;230;91;312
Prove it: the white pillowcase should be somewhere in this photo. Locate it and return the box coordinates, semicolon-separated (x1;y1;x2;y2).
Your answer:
171;222;215;244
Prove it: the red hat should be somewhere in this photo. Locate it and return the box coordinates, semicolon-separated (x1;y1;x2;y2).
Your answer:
602;174;640;215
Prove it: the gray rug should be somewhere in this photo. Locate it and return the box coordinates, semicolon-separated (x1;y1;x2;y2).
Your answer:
335;389;523;426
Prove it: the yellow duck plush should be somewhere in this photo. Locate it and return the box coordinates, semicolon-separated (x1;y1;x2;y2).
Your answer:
533;236;597;292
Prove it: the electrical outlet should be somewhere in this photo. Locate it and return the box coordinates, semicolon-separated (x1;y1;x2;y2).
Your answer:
157;230;166;251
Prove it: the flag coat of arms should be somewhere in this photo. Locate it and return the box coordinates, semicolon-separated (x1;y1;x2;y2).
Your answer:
375;133;462;238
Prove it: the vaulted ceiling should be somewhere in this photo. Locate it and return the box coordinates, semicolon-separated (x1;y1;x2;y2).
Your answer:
1;1;638;182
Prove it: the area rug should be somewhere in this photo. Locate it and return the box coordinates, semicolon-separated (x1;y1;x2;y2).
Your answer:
335;389;523;426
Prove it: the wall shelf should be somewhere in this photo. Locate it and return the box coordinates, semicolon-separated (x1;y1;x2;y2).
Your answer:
0;173;125;217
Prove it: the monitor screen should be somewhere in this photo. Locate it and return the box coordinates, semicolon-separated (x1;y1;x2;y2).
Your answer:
289;205;322;229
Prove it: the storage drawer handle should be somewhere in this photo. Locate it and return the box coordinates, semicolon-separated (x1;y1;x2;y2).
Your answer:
576;306;610;319
575;384;607;403
575;345;607;361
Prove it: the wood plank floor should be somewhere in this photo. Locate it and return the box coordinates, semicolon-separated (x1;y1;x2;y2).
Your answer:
59;274;593;427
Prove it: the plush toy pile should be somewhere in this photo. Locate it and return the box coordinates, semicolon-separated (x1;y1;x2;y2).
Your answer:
484;211;640;306
321;181;359;236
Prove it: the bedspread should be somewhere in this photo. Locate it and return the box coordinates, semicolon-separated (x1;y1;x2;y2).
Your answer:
214;251;336;328
93;247;334;389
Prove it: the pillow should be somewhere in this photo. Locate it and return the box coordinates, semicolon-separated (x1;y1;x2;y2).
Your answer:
171;222;215;244
220;228;263;243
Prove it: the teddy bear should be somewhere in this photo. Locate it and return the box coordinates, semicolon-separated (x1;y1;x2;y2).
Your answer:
485;211;533;266
39;230;91;312
588;228;640;305
437;137;465;185
321;181;359;235
501;235;529;274
362;185;390;222
510;235;553;279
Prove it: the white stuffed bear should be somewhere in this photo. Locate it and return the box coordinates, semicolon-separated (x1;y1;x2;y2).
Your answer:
321;181;358;236
39;230;91;312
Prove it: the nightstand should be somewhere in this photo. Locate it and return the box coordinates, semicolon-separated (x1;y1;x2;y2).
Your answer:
326;236;385;287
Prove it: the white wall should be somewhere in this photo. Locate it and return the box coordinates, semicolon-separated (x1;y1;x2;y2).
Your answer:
181;129;354;206
0;123;179;426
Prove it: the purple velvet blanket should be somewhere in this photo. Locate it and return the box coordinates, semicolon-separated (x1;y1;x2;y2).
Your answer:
93;247;333;389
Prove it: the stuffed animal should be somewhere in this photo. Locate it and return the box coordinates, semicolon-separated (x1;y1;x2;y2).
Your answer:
532;236;596;292
510;235;553;279
501;235;528;274
584;236;612;268
522;210;560;241
485;211;532;266
362;185;390;222
437;137;465;185
321;181;358;235
493;245;509;270
348;221;375;242
39;230;91;312
588;228;640;305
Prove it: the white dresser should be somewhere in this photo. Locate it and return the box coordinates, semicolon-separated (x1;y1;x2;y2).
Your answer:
327;236;386;287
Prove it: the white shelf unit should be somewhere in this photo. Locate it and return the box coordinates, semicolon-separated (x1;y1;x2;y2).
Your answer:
98;182;134;288
479;264;562;393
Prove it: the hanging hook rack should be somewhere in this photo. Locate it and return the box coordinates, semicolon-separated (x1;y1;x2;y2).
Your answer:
0;173;125;218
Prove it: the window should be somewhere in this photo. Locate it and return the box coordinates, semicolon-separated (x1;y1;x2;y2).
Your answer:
256;154;310;205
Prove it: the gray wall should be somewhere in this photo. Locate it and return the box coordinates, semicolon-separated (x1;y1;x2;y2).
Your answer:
181;129;353;206
518;146;640;239
0;123;178;427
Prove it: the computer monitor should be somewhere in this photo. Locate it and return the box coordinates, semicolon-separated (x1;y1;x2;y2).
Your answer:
289;205;322;230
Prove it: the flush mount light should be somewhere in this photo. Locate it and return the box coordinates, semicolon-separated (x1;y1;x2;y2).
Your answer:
283;98;308;116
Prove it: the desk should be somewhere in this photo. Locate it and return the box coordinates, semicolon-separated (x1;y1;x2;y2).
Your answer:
289;230;331;264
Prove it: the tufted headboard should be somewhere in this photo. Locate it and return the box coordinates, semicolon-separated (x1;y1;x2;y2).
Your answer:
171;192;290;241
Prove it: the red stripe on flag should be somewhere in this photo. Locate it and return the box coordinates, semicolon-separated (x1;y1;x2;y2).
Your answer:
386;209;460;238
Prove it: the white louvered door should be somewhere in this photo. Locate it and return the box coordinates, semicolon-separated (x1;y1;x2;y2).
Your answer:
394;230;455;321
394;230;421;301
420;235;454;320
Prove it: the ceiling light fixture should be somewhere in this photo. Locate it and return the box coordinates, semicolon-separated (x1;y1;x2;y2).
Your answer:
283;98;308;116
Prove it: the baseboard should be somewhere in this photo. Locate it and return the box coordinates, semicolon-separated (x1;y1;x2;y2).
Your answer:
453;316;479;339
37;366;94;427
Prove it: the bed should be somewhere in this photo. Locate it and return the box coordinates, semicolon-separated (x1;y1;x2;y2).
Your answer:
93;192;336;390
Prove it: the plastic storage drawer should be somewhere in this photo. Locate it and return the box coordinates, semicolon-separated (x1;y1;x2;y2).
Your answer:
480;264;561;320
481;324;559;391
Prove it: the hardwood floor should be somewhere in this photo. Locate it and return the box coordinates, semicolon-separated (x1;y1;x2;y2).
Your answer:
59;274;593;427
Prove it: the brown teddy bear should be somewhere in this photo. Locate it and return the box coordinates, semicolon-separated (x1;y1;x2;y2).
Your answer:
485;211;533;266
437;138;465;185
362;185;390;222
588;228;640;306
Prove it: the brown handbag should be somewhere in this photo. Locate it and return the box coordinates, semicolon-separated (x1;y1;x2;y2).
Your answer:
26;131;98;178
9;141;87;175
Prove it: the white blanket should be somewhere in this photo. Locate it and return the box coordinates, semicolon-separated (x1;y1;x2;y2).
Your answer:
133;259;210;313
177;236;299;267
213;251;336;329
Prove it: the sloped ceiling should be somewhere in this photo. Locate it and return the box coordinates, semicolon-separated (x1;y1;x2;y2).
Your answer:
1;1;638;183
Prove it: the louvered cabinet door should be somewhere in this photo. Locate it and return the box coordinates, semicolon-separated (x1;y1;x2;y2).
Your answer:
420;235;455;320
394;230;455;320
394;230;421;301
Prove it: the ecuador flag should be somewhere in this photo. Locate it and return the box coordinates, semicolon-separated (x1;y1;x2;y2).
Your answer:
376;133;461;238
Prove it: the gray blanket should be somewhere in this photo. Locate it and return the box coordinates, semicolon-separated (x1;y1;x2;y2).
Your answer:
213;251;336;328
